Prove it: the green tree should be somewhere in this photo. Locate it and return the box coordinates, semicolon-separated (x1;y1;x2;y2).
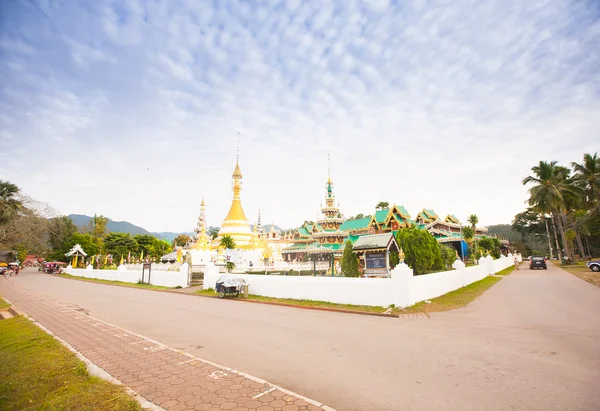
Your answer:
153;239;172;259
208;227;219;240
478;237;494;254
467;214;479;230
105;232;139;258
572;152;600;204
220;235;236;250
522;161;580;262
0;180;22;224
461;226;474;261
225;261;236;273
439;244;456;269
134;234;158;256
376;201;389;210
341;240;359;277
86;214;108;252
395;228;443;274
355;213;365;219
47;216;77;251
467;214;479;257
172;234;191;247
48;233;99;262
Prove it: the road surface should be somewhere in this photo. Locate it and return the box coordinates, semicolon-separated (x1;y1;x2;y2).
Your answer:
3;263;599;411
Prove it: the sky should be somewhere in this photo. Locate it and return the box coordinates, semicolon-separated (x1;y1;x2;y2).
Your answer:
1;0;599;232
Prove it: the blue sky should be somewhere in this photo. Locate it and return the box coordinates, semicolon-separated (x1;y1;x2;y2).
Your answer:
1;0;599;232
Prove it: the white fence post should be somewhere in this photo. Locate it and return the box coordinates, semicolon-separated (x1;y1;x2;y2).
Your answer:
452;259;466;286
391;262;413;307
203;263;219;290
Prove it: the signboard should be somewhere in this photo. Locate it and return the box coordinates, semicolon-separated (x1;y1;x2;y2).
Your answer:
366;252;387;269
224;249;243;265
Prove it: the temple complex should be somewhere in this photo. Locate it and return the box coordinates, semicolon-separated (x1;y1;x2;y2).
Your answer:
176;154;502;274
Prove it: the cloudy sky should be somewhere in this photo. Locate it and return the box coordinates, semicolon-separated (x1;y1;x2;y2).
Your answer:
1;0;598;232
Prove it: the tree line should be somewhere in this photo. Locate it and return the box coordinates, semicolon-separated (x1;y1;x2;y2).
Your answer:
520;152;600;261
0;180;176;265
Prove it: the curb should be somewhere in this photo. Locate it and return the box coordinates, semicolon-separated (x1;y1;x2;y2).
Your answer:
56;274;401;318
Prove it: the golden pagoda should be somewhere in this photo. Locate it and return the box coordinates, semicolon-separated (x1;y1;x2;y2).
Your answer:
215;160;254;248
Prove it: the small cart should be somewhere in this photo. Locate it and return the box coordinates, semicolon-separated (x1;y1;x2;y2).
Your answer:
215;276;247;299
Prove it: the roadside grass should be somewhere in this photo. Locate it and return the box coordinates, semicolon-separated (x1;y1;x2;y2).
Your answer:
0;297;10;310
58;273;172;290
195;289;400;315
402;275;503;314
196;273;505;315
0;315;141;411
496;265;517;276
553;260;600;288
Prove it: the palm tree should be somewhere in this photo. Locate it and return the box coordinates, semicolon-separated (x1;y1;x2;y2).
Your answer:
467;214;479;230
220;235;236;250
376;201;389;210
522;161;579;262
462;226;474;262
467;214;479;258
0;180;22;224
572;152;600;205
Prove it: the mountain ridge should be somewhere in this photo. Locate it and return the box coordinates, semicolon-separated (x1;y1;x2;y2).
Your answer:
67;214;286;242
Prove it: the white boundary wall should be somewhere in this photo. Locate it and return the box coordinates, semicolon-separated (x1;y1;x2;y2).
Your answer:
204;254;520;307
65;263;189;288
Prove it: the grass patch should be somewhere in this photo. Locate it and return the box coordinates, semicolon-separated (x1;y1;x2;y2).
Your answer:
197;274;505;315
553;260;600;288
195;289;398;315
496;265;517;276
0;297;10;310
0;315;141;411
58;273;172;290
402;275;503;314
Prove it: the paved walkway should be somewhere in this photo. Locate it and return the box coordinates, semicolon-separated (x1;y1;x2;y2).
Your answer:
0;277;331;411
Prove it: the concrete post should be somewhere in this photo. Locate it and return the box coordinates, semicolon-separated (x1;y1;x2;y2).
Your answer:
452;259;466;286
391;262;413;307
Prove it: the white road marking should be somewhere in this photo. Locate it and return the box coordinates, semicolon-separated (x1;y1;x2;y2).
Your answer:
208;370;229;380
129;340;151;345
177;359;196;365
252;387;276;399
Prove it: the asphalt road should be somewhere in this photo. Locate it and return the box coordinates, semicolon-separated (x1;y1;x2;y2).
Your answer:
4;263;600;411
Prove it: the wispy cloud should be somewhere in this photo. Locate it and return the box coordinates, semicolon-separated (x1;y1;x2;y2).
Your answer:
1;0;599;231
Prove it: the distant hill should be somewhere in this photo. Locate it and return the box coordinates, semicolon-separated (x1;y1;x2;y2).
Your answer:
69;214;151;235
67;214;222;243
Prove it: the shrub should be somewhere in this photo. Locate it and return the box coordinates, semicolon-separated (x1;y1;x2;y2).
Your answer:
440;245;456;269
395;228;444;275
341;241;360;277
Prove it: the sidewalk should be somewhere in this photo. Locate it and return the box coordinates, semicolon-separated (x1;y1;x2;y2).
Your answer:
0;277;332;411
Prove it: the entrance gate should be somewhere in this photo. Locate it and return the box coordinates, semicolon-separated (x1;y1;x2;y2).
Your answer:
189;265;205;286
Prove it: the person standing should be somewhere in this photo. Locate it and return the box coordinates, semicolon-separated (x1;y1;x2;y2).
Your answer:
514;257;520;270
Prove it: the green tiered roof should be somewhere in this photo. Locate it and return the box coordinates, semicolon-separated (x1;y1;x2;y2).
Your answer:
340;217;372;231
424;209;438;220
375;209;389;223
